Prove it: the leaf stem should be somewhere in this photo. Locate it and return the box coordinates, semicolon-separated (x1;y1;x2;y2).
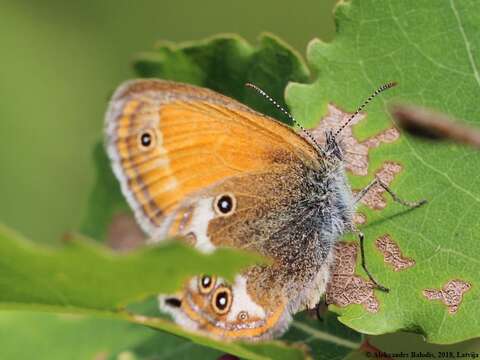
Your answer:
291;321;361;350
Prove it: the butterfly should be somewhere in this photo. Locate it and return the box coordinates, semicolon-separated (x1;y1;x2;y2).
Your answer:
104;79;425;341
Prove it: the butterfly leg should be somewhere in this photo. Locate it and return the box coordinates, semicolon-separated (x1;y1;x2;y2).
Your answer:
354;177;427;208
357;231;390;293
354;178;427;292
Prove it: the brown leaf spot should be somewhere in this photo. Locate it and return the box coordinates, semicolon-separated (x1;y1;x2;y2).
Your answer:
353;212;367;225
309;104;400;176
106;213;145;251
375;234;415;272
356;162;403;210
423;280;472;314
326;242;379;313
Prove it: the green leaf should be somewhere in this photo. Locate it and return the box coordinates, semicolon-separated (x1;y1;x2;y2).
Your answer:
0;311;228;359
0;312;200;360
134;33;310;122
0;224;260;313
106;332;222;360
284;312;361;360
287;0;480;344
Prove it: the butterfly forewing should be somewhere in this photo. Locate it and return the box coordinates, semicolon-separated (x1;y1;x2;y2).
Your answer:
105;79;318;239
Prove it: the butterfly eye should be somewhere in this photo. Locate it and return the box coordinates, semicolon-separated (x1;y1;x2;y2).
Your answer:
138;129;156;150
211;286;232;315
214;193;236;216
198;274;216;294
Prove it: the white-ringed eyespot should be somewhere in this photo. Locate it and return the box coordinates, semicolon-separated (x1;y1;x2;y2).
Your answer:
198;275;216;294
213;193;236;216
211;286;232;315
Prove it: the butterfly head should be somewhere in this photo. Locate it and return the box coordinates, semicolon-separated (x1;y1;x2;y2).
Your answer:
160;274;289;340
245;81;397;170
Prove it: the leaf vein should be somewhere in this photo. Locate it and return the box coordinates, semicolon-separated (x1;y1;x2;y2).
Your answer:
404;138;480;204
290;321;360;349
388;0;470;77
450;0;480;88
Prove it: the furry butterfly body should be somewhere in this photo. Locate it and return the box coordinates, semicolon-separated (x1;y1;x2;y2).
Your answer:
104;79;362;340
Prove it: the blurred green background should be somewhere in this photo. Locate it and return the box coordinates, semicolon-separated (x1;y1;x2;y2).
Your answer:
1;0;478;357
0;0;335;244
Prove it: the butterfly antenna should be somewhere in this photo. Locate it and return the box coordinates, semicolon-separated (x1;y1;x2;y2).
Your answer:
245;83;324;154
333;81;397;138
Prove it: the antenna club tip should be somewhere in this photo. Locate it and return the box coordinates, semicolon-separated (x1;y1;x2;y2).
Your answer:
386;81;398;88
245;82;255;88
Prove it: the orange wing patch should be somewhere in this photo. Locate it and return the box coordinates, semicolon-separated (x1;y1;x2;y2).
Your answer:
105;79;318;238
